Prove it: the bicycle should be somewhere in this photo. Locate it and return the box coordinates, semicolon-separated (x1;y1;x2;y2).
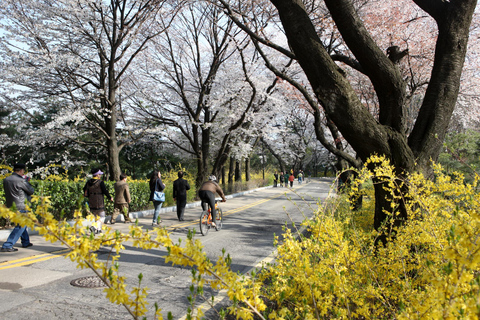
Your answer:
199;199;223;236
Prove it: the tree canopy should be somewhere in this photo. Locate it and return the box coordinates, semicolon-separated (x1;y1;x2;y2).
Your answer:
0;0;478;206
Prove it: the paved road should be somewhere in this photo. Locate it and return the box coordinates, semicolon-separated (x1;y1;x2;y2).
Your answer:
0;178;334;320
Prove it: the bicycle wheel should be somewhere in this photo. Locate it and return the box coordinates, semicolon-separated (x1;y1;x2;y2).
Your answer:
199;211;210;236
215;208;223;231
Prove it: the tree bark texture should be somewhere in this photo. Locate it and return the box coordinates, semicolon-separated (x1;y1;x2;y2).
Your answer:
245;158;250;181
235;160;242;182
228;156;235;184
270;0;476;229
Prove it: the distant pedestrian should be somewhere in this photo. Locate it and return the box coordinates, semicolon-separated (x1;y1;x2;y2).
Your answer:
288;173;295;187
84;168;113;233
284;172;289;187
1;163;34;252
173;171;190;221
111;173;132;224
279;171;284;187
273;171;278;187
298;170;303;184
149;170;165;226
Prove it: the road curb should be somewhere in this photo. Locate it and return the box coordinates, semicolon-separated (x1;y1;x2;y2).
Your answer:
0;185;273;241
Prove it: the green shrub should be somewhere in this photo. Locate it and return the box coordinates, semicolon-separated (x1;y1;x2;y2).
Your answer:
28;180;151;220
0;178;152;222
1;168;271;224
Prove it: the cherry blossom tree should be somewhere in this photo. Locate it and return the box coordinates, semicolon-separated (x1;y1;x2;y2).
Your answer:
129;2;280;187
216;0;478;231
261;83;330;174
0;0;177;180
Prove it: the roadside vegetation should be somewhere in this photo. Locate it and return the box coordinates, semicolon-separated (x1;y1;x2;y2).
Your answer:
1;154;479;319
0;0;478;317
0;165;273;227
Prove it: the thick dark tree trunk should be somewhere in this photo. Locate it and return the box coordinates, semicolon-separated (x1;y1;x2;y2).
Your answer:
228;156;234;184
106;137;121;181
104;92;121;181
195;157;207;190
245;158;250;181
211;142;231;179
235;160;242;182
270;0;476;231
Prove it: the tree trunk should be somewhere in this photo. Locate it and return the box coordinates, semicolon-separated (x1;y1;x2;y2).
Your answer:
228;156;234;184
262;138;287;173
270;0;476;231
104;84;121;181
194;108;211;189
106;137;121;181
196;156;208;190
245;158;250;181
235;160;242;182
211;140;231;179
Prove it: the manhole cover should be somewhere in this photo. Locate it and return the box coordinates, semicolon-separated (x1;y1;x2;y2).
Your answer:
70;276;108;288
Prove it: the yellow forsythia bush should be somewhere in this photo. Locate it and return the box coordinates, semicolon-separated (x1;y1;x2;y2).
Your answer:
256;155;480;319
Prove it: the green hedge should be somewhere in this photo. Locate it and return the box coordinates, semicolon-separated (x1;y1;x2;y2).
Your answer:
32;180;154;220
1;173;271;224
0;179;153;221
0;175;199;222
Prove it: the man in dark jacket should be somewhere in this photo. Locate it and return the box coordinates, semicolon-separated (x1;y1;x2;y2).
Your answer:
83;168;113;233
1;163;35;252
173;171;191;221
198;175;226;228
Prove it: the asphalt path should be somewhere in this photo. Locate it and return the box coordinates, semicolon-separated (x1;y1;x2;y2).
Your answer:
0;178;334;320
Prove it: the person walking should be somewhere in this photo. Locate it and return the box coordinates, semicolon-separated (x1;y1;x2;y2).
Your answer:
149;170;165;226
273;171;278;187
111;173;132;224
298;170;303;184
198;175;226;229
84;168;113;233
1;163;34;252
284;172;289;187
279;171;284;187
173;171;190;221
288;172;295;187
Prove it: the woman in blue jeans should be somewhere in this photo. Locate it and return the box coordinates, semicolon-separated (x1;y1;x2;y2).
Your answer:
149;170;165;226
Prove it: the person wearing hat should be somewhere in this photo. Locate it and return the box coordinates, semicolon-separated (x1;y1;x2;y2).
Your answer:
198;175;226;229
1;163;35;252
83;168;113;233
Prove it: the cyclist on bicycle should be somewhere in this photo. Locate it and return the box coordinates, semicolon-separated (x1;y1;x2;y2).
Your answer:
198;175;226;228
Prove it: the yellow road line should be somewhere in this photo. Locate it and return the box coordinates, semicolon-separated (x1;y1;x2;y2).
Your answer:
178;185;310;320
0;248;70;270
1;185;308;269
166;189;291;230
